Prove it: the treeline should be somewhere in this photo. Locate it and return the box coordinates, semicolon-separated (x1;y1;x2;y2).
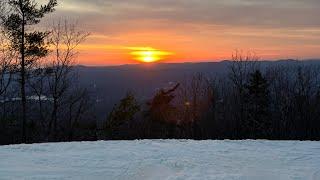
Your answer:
105;54;320;141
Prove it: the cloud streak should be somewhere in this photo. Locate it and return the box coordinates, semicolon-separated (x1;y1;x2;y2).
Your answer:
40;0;320;65
55;0;320;28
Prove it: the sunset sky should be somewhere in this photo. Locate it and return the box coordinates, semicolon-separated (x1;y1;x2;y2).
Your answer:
44;0;320;65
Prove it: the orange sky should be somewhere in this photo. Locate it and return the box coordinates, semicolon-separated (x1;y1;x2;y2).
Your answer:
43;0;320;65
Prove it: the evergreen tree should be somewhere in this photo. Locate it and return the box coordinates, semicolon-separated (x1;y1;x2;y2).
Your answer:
1;0;57;143
245;70;270;138
106;92;140;139
144;84;180;138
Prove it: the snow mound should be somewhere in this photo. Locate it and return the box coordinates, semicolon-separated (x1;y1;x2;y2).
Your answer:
0;140;320;180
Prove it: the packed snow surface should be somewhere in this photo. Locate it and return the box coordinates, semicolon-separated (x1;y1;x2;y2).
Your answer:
0;140;320;180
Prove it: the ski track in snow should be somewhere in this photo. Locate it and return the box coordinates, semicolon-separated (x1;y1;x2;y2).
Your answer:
0;140;319;180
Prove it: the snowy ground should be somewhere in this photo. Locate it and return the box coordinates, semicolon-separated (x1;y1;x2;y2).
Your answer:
0;140;320;180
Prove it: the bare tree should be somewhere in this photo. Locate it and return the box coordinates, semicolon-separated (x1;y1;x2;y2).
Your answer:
176;73;214;138
228;50;259;136
265;62;320;139
0;35;13;98
65;88;92;141
291;64;320;138
0;31;13;135
27;64;51;131
229;50;259;93
0;16;16;144
46;20;89;140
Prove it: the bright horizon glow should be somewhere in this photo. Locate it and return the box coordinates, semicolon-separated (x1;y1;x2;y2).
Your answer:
130;47;173;63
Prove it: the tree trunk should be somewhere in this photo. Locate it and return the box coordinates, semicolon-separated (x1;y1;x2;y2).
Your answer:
21;11;27;143
52;99;58;141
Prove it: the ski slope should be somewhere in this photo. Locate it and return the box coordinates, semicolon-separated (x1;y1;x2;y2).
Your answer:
0;140;319;180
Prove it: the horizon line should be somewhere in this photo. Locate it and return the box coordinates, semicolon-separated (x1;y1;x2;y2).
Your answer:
74;58;320;67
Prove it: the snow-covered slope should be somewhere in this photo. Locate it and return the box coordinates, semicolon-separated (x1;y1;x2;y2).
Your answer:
0;140;319;180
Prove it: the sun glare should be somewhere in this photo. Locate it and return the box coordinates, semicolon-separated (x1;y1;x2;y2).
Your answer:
130;47;173;63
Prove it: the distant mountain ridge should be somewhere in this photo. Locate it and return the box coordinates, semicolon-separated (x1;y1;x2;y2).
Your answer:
76;59;320;68
74;59;320;120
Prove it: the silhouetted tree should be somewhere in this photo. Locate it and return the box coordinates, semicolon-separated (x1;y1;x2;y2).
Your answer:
0;34;13;99
1;0;57;143
144;83;180;138
106;92;140;139
66;88;92;141
0;29;15;144
27;66;51;133
177;74;214;139
46;20;89;140
291;65;320;139
229;51;258;137
245;70;270;138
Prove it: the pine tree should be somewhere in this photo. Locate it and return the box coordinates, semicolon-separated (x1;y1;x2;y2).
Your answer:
144;84;180;138
245;70;270;137
1;0;57;143
106;92;140;139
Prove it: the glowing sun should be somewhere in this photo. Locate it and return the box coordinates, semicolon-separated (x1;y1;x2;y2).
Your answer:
130;47;173;63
